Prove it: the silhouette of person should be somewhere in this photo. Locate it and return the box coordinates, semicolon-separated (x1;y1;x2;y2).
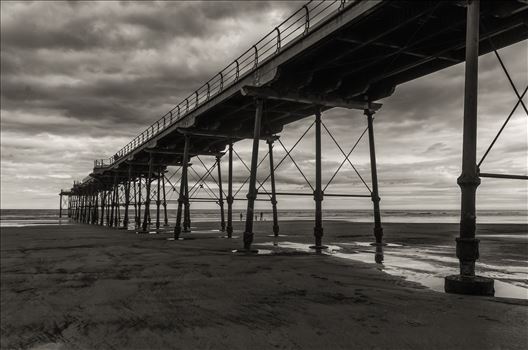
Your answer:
240;212;243;221
260;212;263;221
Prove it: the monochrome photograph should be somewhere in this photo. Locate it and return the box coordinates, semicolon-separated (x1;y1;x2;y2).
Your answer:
1;1;527;349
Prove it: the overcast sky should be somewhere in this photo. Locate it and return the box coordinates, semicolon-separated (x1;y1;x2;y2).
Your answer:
1;1;526;211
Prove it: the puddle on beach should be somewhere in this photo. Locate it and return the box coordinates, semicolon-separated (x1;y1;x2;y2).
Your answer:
256;240;528;300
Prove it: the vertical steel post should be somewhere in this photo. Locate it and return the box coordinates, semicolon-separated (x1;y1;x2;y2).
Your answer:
243;98;263;250
123;166;131;228
59;194;63;218
445;0;493;296
79;194;83;223
133;175;138;228
162;173;168;226
68;195;72;218
79;194;83;222
86;190;92;224
365;107;383;245
93;191;99;224
74;195;78;221
267;138;279;236
156;168;161;230
174;136;190;239
313;107;325;248
106;190;111;226
217;155;226;232
109;175;116;227
114;182;120;227
142;155;154;232
137;174;142;228
183;173;191;232
226;143;234;237
100;190;106;226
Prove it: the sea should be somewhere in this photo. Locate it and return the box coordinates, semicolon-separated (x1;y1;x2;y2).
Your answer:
1;208;526;227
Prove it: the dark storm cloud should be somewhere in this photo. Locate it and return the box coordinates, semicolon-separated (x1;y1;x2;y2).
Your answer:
0;1;525;209
0;1;300;141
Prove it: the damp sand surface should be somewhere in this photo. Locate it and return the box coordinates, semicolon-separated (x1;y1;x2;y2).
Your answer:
1;221;527;350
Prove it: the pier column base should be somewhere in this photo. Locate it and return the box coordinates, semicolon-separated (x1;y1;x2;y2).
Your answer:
445;275;494;296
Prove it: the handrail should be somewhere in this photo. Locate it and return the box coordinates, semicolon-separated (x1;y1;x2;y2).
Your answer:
94;0;358;169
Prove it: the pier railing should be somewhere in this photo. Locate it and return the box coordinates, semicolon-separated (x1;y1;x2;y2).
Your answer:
94;0;356;169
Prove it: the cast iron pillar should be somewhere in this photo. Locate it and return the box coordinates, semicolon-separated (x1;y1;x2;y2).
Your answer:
109;175;117;227
135;175;141;228
86;191;92;224
217;155;226;232
114;182;120;227
312;107;325;249
174;135;190;239
106;191;111;226
183;174;191;232
123;166;131;229
92;192;99;225
242;98;264;250
267;138;279;236
67;195;72;218
226;142;234;237
445;0;494;296
365;105;383;245
162;173;169;226
156;168;161;230
142;155;154;232
100;191;106;226
59;194;63;218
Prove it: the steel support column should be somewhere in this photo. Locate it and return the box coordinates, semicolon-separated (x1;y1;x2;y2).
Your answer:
217;155;226;232
92;191;97;224
106;190;111;226
109;180;115;227
100;190;106;226
226;143;234;238
267;138;279;236
59;194;63;218
445;0;494;296
142;155;154;232
312;107;325;249
114;182;120;227
243;98;263;250
156;168;161;230
123;166;131;228
86;190;92;224
174;136;190;239
365;107;383;245
67;195;72;218
183;174;191;232
135;175;140;228
162;174;168;226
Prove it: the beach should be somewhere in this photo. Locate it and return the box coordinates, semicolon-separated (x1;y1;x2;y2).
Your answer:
1;220;527;350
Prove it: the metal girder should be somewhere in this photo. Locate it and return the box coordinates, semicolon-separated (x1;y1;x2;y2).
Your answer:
240;86;381;111
176;128;279;141
479;173;528;180
336;37;460;63
143;148;220;157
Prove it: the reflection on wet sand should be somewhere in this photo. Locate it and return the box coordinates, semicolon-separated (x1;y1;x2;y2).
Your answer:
256;240;528;300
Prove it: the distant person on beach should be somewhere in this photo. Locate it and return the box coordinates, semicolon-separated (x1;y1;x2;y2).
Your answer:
240;213;243;221
260;212;263;221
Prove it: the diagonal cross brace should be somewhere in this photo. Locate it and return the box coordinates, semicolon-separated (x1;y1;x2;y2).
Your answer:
233;148;271;198
256;120;315;192
323;125;371;192
478;86;528;168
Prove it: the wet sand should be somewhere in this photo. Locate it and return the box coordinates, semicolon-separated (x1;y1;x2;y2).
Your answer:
1;221;527;350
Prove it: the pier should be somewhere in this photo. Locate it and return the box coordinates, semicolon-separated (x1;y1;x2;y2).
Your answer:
61;0;527;296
